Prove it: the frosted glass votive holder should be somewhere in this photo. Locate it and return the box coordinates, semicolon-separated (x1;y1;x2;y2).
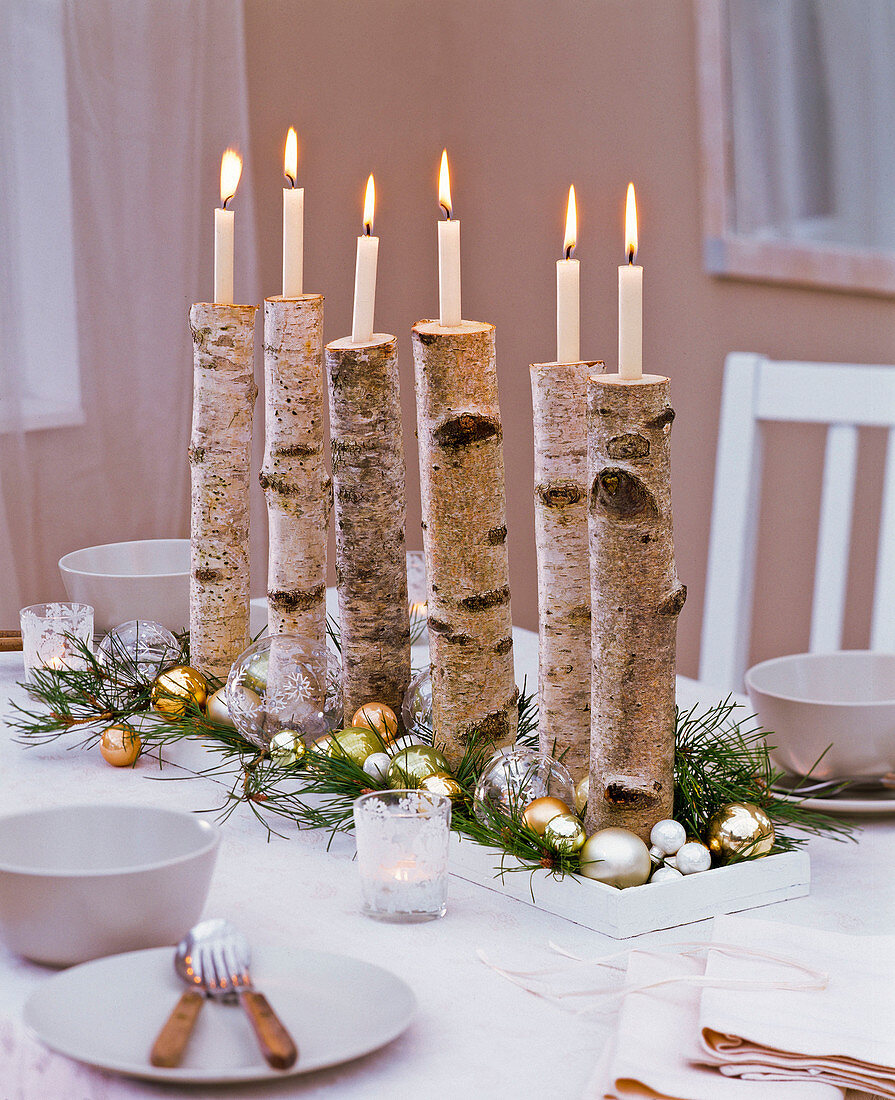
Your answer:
353;789;451;923
19;602;94;682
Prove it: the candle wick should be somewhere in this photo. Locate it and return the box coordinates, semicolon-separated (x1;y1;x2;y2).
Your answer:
564;244;574;261
627;247;635;265
364;223;373;236
222;195;232;210
440;203;451;220
285;173;295;188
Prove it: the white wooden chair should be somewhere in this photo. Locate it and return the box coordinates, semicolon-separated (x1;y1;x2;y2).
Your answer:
699;353;895;691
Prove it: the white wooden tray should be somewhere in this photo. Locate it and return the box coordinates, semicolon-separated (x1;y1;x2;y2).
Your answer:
449;833;810;938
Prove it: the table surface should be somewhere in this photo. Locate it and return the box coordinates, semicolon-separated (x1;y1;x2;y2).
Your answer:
0;622;891;1100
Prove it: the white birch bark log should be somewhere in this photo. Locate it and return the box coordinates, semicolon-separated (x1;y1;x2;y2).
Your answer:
261;295;329;651
531;359;602;781
411;320;517;768
325;334;411;720
585;373;686;840
188;302;258;681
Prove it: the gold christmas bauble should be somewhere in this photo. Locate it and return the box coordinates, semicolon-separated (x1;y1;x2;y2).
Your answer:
707;802;775;861
100;724;142;767
521;796;572;836
206;686;237;728
151;665;208;720
387;744;450;787
420;772;464;803
241;651;270;694
352;702;399;743
326;726;386;767
269;730;306;766
544;812;586;854
312;734;333;755
579;828;652;889
574;775;589;815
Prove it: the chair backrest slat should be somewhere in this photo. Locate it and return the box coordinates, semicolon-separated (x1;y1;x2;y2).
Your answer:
809;423;858;653
871;426;895;651
701;354;895;692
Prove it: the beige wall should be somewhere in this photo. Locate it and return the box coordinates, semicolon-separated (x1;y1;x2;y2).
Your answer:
243;0;895;677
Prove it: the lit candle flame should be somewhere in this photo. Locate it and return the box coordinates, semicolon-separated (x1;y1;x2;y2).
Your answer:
438;149;452;219
564;184;577;259
625;181;638;264
284;128;298;187
363;173;375;235
220;148;242;209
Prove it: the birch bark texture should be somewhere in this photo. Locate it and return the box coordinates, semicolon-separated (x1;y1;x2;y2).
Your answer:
188;302;258;680
585;373;686;840
325;334;411;720
261;295;329;651
530;359;602;781
411;320;517;768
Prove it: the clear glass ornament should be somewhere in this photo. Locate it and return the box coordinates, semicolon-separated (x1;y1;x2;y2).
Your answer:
401;666;433;740
225;634;334;747
473;748;575;826
323;647;344;732
97;620;180;681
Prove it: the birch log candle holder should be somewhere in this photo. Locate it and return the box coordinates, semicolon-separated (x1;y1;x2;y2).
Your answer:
261;295;329;650
530;359;603;782
585;373;686;841
188;302;258;680
325;334;411;719
411;320;517;768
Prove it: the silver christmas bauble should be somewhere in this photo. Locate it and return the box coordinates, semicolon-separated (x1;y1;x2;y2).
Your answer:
578;828;651;889
673;840;712;875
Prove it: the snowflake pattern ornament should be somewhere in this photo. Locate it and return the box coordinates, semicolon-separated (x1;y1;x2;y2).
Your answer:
225;634;334;747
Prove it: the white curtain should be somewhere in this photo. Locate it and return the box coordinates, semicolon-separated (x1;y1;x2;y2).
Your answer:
727;0;895;250
0;0;258;626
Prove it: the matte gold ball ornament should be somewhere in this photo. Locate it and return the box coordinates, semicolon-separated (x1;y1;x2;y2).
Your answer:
151;665;208;720
579;827;652;889
351;702;399;743
420;773;464;803
100;725;142;767
521;796;573;836
707;802;775;861
543;812;586;854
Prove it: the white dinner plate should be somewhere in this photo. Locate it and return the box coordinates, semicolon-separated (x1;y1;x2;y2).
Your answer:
772;780;895;816
23;944;416;1084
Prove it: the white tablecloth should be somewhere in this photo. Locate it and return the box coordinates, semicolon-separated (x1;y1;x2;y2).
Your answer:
0;631;892;1099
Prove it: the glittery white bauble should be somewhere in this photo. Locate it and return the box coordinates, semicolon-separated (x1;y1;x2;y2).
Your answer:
578;828;651;889
650;864;684;883
673;840;712;875
649;818;687;856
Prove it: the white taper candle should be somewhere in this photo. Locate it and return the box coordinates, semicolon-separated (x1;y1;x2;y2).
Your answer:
618;182;643;380
213;149;242;305
556;184;579;363
351;174;379;343
437;150;461;327
282;128;304;297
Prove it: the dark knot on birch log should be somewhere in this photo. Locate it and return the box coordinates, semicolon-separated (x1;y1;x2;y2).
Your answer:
536;480;584;508
647;406;676;431
590;467;658;520
606;433;650;460
457;689;520;747
193;567;222;584
268;584;326;612
486;525;508;545
458;585;511;612
433;414;501;448
659;584;687;617
603;777;663;809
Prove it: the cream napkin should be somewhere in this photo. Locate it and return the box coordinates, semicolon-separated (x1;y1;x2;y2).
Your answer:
697;914;895;1099
584;949;844;1100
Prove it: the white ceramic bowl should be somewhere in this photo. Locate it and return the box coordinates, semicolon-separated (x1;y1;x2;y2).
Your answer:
0;804;219;966
745;651;895;781
59;539;189;633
